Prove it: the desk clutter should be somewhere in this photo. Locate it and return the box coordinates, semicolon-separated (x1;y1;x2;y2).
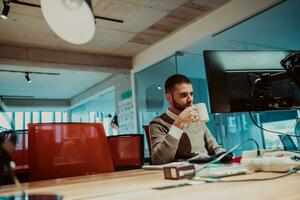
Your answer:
163;163;195;179
161;162;250;180
142;149;300;181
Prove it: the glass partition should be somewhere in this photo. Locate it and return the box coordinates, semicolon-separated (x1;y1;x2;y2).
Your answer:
135;56;176;156
134;0;300;158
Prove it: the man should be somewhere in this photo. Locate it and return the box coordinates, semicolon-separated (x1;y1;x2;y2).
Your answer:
149;74;225;165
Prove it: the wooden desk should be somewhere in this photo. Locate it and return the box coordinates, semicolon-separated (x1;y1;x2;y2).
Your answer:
0;169;299;200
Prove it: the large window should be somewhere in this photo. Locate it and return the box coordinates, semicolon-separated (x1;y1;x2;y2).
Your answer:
55;112;62;122
42;112;53;123
89;112;96;122
24;112;31;129
32;112;40;123
0;111;69;130
15;112;24;130
69;89;116;136
62;112;68;122
0;112;12;130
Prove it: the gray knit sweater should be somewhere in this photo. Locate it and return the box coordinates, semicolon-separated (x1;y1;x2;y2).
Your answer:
149;109;225;165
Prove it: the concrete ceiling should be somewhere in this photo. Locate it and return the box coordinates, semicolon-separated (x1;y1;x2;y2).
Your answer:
0;0;230;57
0;0;230;105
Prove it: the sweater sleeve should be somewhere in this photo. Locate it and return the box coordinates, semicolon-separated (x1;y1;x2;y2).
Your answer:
203;123;225;155
149;122;183;165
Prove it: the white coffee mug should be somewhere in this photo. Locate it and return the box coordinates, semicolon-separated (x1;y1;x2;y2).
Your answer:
194;103;209;122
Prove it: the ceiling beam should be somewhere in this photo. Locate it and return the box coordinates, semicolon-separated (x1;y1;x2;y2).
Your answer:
0;44;132;73
2;98;70;111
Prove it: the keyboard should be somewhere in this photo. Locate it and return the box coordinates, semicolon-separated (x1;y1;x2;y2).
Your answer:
195;164;250;178
188;152;234;164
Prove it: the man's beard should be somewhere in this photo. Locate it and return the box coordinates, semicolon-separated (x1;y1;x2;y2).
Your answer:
172;95;191;111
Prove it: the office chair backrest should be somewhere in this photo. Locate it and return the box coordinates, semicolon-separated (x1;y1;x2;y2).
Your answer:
28;123;114;181
107;134;144;170
142;125;152;164
143;125;151;151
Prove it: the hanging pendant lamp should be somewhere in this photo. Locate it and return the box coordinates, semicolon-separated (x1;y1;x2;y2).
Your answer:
41;0;95;45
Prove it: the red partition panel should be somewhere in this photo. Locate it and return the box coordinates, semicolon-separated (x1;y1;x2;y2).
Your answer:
108;134;144;170
28;123;114;181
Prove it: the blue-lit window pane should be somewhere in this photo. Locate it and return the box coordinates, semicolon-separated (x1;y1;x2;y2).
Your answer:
15;112;24;130
32;112;40;123
63;112;68;122
55;112;62;122
89;112;96;122
0;112;12;130
42;112;53;123
24;112;31;129
103;117;111;136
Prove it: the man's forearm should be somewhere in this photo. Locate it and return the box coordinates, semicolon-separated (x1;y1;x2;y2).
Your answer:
150;124;182;164
151;134;179;164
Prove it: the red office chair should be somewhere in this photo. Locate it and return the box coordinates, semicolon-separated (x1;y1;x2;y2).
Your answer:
28;123;114;181
107;134;144;171
142;125;152;164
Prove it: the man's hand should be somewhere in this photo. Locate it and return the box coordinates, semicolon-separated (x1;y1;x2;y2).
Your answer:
173;107;199;129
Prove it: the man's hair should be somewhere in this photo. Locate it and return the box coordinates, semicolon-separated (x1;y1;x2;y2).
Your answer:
165;74;191;93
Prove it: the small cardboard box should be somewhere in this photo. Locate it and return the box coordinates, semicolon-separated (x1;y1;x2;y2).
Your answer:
163;163;195;179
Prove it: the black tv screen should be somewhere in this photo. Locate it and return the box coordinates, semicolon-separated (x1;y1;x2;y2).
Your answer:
203;50;300;113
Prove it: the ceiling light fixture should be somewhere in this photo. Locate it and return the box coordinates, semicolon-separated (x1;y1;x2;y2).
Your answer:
0;69;60;83
41;0;96;44
1;0;10;19
0;69;60;75
3;0;123;42
25;72;31;83
4;0;123;22
2;0;124;44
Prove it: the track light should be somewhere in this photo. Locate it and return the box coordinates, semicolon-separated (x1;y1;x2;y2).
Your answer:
0;69;60;83
1;1;10;19
25;72;31;83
